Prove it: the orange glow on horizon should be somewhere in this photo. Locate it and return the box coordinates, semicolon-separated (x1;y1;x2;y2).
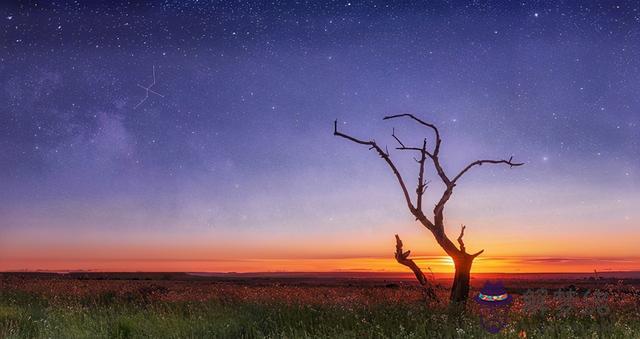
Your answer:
2;215;638;274
2;256;638;274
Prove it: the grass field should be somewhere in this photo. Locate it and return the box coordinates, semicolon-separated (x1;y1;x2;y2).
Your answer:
0;273;639;338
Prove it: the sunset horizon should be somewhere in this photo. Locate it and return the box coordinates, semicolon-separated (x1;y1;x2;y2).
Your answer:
4;255;640;274
1;1;639;336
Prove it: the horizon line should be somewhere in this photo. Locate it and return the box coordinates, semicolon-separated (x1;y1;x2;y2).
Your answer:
3;269;639;274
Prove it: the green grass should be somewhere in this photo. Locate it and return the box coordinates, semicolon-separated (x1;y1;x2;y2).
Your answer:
0;289;638;338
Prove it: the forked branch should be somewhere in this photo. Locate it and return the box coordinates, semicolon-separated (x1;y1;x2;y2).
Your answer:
395;235;437;300
434;156;524;227
395;234;428;286
457;225;466;253
457;224;484;257
390;130;430;215
384;114;442;155
384;114;450;186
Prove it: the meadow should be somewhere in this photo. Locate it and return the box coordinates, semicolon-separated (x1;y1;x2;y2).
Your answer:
0;273;639;338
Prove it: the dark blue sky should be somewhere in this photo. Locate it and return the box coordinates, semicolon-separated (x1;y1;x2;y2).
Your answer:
1;1;638;271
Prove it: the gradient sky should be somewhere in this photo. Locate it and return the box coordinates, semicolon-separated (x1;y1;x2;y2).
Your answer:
1;1;638;273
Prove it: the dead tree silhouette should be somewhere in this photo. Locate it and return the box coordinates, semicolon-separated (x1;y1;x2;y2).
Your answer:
333;114;523;304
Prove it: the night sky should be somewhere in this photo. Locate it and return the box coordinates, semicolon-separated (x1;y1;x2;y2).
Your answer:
1;1;638;272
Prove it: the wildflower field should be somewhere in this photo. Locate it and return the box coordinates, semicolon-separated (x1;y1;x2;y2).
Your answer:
0;273;638;338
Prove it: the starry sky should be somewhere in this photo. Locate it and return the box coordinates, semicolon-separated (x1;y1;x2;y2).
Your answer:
1;1;638;273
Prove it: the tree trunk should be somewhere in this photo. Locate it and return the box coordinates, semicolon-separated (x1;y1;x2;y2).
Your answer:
450;254;474;304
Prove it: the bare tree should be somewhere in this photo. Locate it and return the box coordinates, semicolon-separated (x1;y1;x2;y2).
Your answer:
333;114;523;304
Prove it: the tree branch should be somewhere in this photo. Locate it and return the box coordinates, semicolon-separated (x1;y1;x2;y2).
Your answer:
457;224;466;253
395;234;428;286
457;224;484;257
391;128;425;152
416;138;428;213
384;114;450;186
452;156;524;184
395;235;438;300
391;128;405;148
388;129;434;226
433;185;453;228
334;120;416;213
471;249;485;258
433;157;524;227
383;116;453;235
384;114;442;155
390;132;430;212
